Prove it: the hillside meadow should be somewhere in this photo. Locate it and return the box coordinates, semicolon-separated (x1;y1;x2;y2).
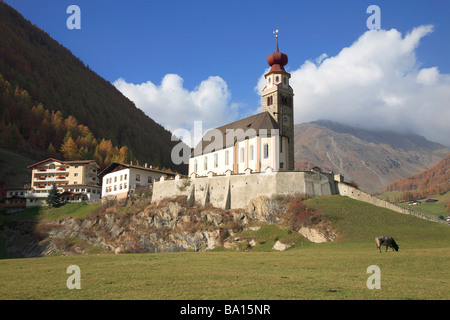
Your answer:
0;195;449;300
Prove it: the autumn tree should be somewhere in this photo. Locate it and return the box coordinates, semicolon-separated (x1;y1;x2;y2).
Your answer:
60;136;79;160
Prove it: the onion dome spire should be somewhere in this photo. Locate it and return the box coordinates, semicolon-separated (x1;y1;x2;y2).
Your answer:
266;29;288;73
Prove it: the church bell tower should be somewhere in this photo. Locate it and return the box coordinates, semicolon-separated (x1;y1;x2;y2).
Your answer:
262;32;294;170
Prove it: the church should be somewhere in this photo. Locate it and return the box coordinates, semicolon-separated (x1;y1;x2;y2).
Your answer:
188;35;295;176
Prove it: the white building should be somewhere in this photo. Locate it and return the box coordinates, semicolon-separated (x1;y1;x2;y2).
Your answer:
189;36;294;176
100;162;177;200
189;112;289;176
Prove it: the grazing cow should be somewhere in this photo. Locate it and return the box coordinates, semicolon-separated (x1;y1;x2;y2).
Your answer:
375;236;399;253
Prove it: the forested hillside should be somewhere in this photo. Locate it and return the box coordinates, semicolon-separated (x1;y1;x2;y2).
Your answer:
0;2;186;172
384;153;450;198
0;75;131;168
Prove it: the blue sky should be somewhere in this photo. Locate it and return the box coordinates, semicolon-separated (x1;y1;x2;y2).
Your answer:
4;0;450;146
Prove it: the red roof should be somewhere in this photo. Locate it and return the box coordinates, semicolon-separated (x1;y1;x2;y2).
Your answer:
266;39;289;75
27;158;99;169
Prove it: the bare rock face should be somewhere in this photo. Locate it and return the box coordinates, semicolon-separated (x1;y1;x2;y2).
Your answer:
245;196;285;223
298;227;336;243
1;195;337;257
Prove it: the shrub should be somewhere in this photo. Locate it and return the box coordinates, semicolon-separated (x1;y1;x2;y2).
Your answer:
286;200;322;230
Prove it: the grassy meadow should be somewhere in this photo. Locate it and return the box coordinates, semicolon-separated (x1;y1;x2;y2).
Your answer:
379;190;450;220
0;195;449;300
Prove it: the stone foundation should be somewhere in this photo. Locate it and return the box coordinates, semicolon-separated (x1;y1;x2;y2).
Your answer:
152;169;339;209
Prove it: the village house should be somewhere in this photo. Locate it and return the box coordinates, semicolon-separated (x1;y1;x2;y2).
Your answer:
99;162;177;200
4;187;29;212
26;158;101;207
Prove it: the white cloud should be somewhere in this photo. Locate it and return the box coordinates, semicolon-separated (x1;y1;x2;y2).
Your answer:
270;25;450;147
114;74;239;147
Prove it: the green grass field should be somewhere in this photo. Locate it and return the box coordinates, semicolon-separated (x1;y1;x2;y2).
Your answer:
0;196;449;300
0;202;101;223
378;190;450;220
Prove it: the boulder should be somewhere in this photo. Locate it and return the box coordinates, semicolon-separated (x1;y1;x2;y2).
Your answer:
272;240;292;251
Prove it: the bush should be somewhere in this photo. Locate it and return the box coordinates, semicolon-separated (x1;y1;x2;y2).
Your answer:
286;200;322;230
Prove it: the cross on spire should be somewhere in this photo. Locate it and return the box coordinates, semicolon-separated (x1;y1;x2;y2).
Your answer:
273;29;279;51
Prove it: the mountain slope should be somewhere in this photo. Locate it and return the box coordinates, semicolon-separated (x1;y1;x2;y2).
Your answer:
294;120;450;192
0;2;186;173
384;153;450;196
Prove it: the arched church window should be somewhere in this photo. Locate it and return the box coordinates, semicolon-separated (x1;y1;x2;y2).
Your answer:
240;148;245;163
250;145;254;161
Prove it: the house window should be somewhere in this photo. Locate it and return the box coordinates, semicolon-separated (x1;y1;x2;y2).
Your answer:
114;185;117;191
124;174;127;180
124;183;127;189
263;144;269;159
74;173;78;177
240;148;245;163
114;176;117;182
136;174;140;181
275;76;279;83
120;175;123;181
250;145;254;161
148;176;152;183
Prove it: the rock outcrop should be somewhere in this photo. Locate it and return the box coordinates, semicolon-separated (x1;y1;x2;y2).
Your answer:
1;195;337;258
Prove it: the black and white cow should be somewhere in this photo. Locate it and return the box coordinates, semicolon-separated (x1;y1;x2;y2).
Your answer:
375;236;399;253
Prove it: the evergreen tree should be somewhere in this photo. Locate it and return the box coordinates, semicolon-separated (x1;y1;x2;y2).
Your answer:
46;184;62;208
46;142;57;158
